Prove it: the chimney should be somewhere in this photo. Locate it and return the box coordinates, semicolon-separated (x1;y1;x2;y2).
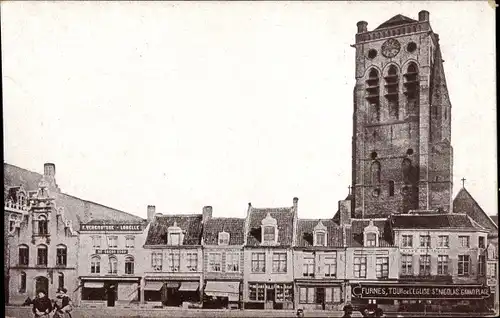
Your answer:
202;206;212;223
293;197;299;211
292;197;299;247
147;205;156;223
339;199;352;226
356;21;368;33
418;10;429;22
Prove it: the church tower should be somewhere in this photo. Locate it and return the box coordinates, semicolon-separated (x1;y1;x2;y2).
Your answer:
351;11;453;219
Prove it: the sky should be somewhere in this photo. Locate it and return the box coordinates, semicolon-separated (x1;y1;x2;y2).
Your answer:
2;1;496;220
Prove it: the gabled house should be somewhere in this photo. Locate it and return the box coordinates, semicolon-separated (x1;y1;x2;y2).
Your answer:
242;198;298;310
201;207;245;309
142;208;204;308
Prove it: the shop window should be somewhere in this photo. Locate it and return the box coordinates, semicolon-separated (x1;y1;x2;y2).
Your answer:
82;285;106;301
90;255;101;274
125;256;134;274
303;253;315;277
437;255;449;275
38;215;48;235
37;244;48;266
58;273;64;289
208;252;222;272
376;257;389;278
218;232;230;245
226;252;239;272
458;255;470;276
19;272;27;293
187;252;198;272
272;253;287;273
299;287;315;304
354;257;367;278
19;244;29;266
249;283;265;301
324;253;337;277
251;252;265;273
168;250;180;272
108;256;118;274
56;245;67;266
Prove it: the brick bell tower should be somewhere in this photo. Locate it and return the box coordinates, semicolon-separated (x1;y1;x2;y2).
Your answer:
351;11;453;219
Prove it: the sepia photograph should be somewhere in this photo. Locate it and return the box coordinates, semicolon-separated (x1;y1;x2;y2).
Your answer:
2;1;497;317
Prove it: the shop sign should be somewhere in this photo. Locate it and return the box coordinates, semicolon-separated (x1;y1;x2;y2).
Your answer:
487;278;496;286
95;249;128;254
400;248;449;254
80;224;142;231
351;284;490;300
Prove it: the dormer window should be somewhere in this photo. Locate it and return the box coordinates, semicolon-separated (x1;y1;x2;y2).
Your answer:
218;231;230;245
261;212;278;245
363;219;380;248
313;220;327;247
167;221;184;246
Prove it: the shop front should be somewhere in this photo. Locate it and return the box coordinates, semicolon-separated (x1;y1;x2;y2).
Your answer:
351;283;492;314
295;279;344;311
143;276;201;308
79;276;141;308
245;282;293;310
203;280;241;309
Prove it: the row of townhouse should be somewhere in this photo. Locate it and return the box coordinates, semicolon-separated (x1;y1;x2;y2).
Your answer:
5;163;498;313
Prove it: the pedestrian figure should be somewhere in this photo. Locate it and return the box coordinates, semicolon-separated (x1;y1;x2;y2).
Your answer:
32;290;52;318
52;287;73;318
343;303;354;318
375;308;385;318
296;308;304;317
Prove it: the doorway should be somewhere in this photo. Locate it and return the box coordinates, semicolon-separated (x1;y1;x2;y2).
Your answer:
35;276;49;295
105;282;117;307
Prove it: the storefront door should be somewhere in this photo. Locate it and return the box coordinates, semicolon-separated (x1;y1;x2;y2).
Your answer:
265;287;275;309
105;283;116;307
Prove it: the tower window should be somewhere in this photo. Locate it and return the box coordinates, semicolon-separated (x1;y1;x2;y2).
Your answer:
370;151;378;160
388;181;395;196
371;161;381;185
407;42;417;53
367;49;377;59
406;148;414;155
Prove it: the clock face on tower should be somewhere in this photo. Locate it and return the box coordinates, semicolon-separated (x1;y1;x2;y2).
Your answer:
381;38;401;58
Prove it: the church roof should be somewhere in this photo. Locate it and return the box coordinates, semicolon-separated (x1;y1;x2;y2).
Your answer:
375;14;418;30
453;187;497;232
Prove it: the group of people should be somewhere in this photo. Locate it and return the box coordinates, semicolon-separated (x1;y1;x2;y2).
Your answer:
342;303;386;318
31;287;73;318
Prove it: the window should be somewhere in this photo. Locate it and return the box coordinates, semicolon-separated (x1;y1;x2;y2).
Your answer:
9;219;15;232
58;273;64;289
56;245;67;266
218;232;230;245
125;236;135;248
107;236;118;248
272;253;287;273
299;287;315;304
251;252;265;273
249;283;265;301
19;245;29;266
169;233;181;246
315;232;326;247
488;263;497;278
263;226;276;244
354;257;367;278
108;256;118;274
37;245;48;266
90;256;101;274
402;235;413;248
478;255;486;276
324;253;337;278
208;252;221;272
366;233;377;247
38;215;48;235
388;181;395;196
419;235;431;248
458;255;470;276
226;252;239;272
401;254;413;275
19;272;27;293
371;161;381;184
479;237;485;249
92;236;101;248
125;256;134;274
303;253;315;277
168;250;180;272
187;253;198;272
419;255;431;276
151;252;163;271
437;255;449;275
438;235;449;248
275;283;293;302
459;236;470;248
324;287;342;303
376;257;389;278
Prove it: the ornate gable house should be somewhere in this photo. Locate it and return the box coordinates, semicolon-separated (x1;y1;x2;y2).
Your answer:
242;198;298;310
201;208;245;309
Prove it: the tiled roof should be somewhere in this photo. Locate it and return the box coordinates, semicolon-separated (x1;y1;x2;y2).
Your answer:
453;188;497;232
203;217;245;245
390;213;487;231
491;216;498;226
145;214;203;246
246;207;294;247
296;219;344;248
348;219;394;247
375;14;418;30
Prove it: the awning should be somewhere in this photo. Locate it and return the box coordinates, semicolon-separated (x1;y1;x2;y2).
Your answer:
166;282;180;288
84;282;104;288
205;281;240;301
144;282;163;291
179;281;199;291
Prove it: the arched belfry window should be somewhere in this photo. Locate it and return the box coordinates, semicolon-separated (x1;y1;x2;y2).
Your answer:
366;68;380;123
385;65;399;119
402;158;412;184
371;161;381;185
404;63;420;115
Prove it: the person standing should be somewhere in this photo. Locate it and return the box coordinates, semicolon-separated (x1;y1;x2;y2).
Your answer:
343;304;354;318
32;290;52;318
52;287;73;318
